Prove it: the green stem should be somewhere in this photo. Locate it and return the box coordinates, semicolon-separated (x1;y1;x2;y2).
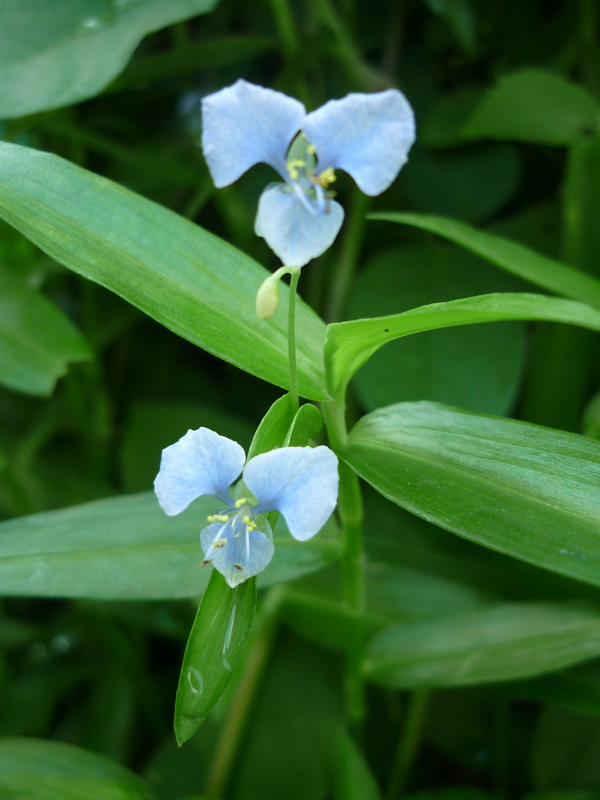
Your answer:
204;587;285;798
387;690;430;799
268;0;300;56
288;268;301;414
323;400;365;730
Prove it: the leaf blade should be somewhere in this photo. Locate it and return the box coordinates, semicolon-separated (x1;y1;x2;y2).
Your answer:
0;141;326;400
325;292;600;400
344;401;600;587
369;212;600;309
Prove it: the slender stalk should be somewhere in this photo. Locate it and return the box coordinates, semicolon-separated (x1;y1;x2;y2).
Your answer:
204;587;285;798
268;0;300;56
287;268;301;414
387;690;430;799
323;401;365;730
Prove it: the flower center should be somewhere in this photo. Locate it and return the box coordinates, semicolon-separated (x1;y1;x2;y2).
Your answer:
286;132;336;194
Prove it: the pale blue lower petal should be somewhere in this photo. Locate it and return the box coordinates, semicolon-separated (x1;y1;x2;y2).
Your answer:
154;427;245;516
254;184;344;267
201;517;275;588
244;446;339;541
201;79;306;188
302;89;416;196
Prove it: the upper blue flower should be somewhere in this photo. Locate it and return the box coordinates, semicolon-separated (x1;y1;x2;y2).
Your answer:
201;80;416;267
154;427;339;588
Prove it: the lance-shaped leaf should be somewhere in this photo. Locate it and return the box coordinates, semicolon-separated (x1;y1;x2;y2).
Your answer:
364;603;600;688
0;268;91;396
343;402;600;587
175;570;256;744
0;0;219;119
0;141;326;400
369;212;600;309
0;492;341;600
325;293;600;401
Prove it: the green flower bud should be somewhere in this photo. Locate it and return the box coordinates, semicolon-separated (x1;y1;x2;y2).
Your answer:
256;274;280;320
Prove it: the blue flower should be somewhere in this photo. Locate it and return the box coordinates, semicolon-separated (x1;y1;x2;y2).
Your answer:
201;80;415;267
154;427;339;588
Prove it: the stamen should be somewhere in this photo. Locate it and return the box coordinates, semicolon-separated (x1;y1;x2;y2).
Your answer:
311;166;336;188
207;513;229;523
234;497;248;508
201;559;212;566
242;515;257;531
213;538;227;549
234;564;243;571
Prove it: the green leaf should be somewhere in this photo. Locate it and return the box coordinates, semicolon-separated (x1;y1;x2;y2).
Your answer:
343;402;600;587
462;70;600;145
0;738;153;798
174;570;256;745
0;774;150;800
283;403;323;447
364;603;600;688
370;212;600;309
247;395;293;461
0;268;91;396
0;0;218;118
333;728;382;800
0;492;341;599
326;292;600;401
345;245;526;416
0;141;326;400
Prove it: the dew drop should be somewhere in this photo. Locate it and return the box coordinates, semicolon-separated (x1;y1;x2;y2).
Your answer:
187;667;203;696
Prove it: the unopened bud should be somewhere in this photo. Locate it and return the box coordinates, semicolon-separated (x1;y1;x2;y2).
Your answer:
256;274;280;320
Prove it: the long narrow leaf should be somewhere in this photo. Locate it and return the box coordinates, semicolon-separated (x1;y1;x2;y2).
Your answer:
0;141;326;400
325;292;600;400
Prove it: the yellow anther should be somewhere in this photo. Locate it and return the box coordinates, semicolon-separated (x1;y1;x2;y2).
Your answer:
286;158;307;181
235;497;248;508
213;538;228;549
243;516;257;531
207;513;229;523
307;143;316;155
312;166;336;188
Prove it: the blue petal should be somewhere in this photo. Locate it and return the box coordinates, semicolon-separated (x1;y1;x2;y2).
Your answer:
254;183;344;267
154;428;245;516
201;516;275;588
201;79;306;188
244;446;339;541
302;89;416;196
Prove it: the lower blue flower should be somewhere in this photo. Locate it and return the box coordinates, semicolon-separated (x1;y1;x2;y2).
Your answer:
154;427;339;588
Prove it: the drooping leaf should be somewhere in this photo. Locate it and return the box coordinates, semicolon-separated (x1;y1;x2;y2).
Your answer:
462;70;600;145
364;603;600;687
0;141;326;400
0;268;91;396
326;292;600;401
174;570;256;745
283;403;323;447
343;402;600;587
0;492;341;599
370;212;600;309
0;0;219;118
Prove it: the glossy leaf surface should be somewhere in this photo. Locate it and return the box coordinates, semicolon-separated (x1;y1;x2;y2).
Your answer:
326;293;600;401
174;570;256;744
333;728;382;800
370;212;600;309
364;603;600;687
0;268;91;396
344;402;600;587
0;0;218;118
0;493;341;599
0;141;326;400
